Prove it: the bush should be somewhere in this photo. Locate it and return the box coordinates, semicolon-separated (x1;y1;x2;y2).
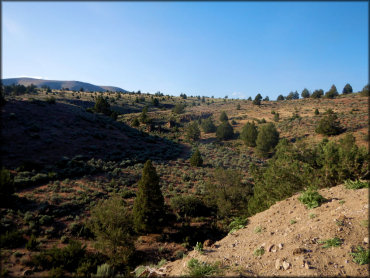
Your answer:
216;121;234;140
0;230;25;249
319;237;342;248
325;85;339;99
298;187;325;209
186;122;201;141
253;247;265;256
315;110;342;136
186;258;220;277
172;103;186;114
344;179;369;190
89;195;134;266
240;122;258;147
189;148;203;167
311;89;324;98
342;83;353;95
256;123;279;157
94;96;111;115
26;234;39;251
45;96;56;104
228;217;248;234
273;113;280;122
201;117;216;133
253;94;262;106
132;117;140;127
314;108;319;115
94;263;115;277
350;246;370;265
219;111;228;122
170;195;209;218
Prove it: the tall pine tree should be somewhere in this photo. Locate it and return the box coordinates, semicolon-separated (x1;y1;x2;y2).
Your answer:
133;160;165;233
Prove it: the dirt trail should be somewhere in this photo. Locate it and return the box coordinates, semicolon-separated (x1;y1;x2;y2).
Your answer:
163;184;369;276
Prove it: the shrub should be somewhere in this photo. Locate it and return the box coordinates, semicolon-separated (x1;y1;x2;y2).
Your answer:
216;121;234;140
298;187;325;209
201;117;216;133
189;148;203;167
186;258;220;277
350;246;370;265
228;217;248;234
45;96;56;104
319;237;342;248
0;230;25;249
273;112;280;122
170;195;209;218
344;179;369;190
240;121;258;147
26;234;39;251
253;94;262;106
172;103;186;114
219;111;228;122
315;110;342;136
360;84;369;97
133;160;165;233
194;242;203;253
139;106;150;124
256;123;279;157
94;96;111;115
253;247;265;256
94;263;115;277
186;122;201;141
132;117;140;127
89;195;134;266
314;108;319;115
277;95;285;101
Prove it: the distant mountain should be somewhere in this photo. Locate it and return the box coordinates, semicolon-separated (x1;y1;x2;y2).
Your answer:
1;77;128;93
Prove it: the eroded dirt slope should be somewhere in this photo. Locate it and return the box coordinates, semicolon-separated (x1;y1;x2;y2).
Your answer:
163;184;369;277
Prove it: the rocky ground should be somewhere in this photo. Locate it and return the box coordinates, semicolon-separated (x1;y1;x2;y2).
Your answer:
162;184;369;277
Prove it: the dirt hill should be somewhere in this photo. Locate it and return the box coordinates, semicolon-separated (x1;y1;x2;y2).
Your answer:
162;184;369;277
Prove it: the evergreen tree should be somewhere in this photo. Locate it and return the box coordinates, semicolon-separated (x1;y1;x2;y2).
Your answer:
315;110;342;136
172;103;186;114
311;89;324;99
240;121;258;147
253;94;262;106
314;108;320;115
219;111;228;122
263;96;269;101
342;83;353;95
247;96;252;101
94;96;111;115
216;121;234;140
201;117;216;133
301;88;310;98
361;84;369;96
325;85;339;99
277;95;285;101
189;148;203;167
274;112;280;122
139;106;149;123
133;160;165;233
256;123;280;157
236;103;241;110
186;121;201;141
132;117;140;127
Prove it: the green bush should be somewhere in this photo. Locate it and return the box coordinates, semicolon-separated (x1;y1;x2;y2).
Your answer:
94;96;111;115
186;258;220;277
315;110;342;136
256;123;279;157
170;195;209;218
253;247;265;256
26;234;39;251
186;122;201;141
201;117;216;133
0;230;25;249
298;187;325;209
350;246;370;265
228;217;248;234
240;122;258;147
319;237;342;248
190;148;203;167
94;263;115;277
216;121;234;140
219;111;228;122
172;103;186;114
344;179;369;190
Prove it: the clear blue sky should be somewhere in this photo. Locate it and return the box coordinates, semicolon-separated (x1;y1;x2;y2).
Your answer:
2;1;368;99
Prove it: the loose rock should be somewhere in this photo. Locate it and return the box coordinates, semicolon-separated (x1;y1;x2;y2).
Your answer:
283;261;290;270
275;259;281;270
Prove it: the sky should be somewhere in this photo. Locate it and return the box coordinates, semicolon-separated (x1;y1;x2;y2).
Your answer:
2;1;369;99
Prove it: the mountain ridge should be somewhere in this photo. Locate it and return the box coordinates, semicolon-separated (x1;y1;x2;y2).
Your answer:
1;77;127;93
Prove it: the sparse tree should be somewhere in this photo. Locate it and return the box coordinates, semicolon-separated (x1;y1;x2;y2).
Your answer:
253;94;262;106
133;160;165;233
311;89;324;99
277;95;285;101
325;85;339;99
139;106;150;123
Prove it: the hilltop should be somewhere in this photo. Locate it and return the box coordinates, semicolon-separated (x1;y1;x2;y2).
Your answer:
1;77;127;92
163;184;369;277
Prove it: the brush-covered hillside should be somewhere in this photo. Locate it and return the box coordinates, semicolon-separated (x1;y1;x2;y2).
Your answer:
0;84;368;277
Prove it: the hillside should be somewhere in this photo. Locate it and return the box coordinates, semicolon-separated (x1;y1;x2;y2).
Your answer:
162;184;369;277
1;77;127;92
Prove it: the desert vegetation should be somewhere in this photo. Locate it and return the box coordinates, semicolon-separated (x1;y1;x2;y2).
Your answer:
0;83;368;276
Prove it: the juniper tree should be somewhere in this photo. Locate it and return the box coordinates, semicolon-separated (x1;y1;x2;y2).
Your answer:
216;121;234;140
253;94;262;106
133;160;165;233
342;83;353;95
219;111;228;122
315;110;342;136
201;117;216;133
256;123;280;157
190;148;203;167
301;88;310;98
186;121;201;141
240;121;258;147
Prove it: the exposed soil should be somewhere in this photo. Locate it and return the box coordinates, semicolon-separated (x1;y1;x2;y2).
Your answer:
163;184;369;276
